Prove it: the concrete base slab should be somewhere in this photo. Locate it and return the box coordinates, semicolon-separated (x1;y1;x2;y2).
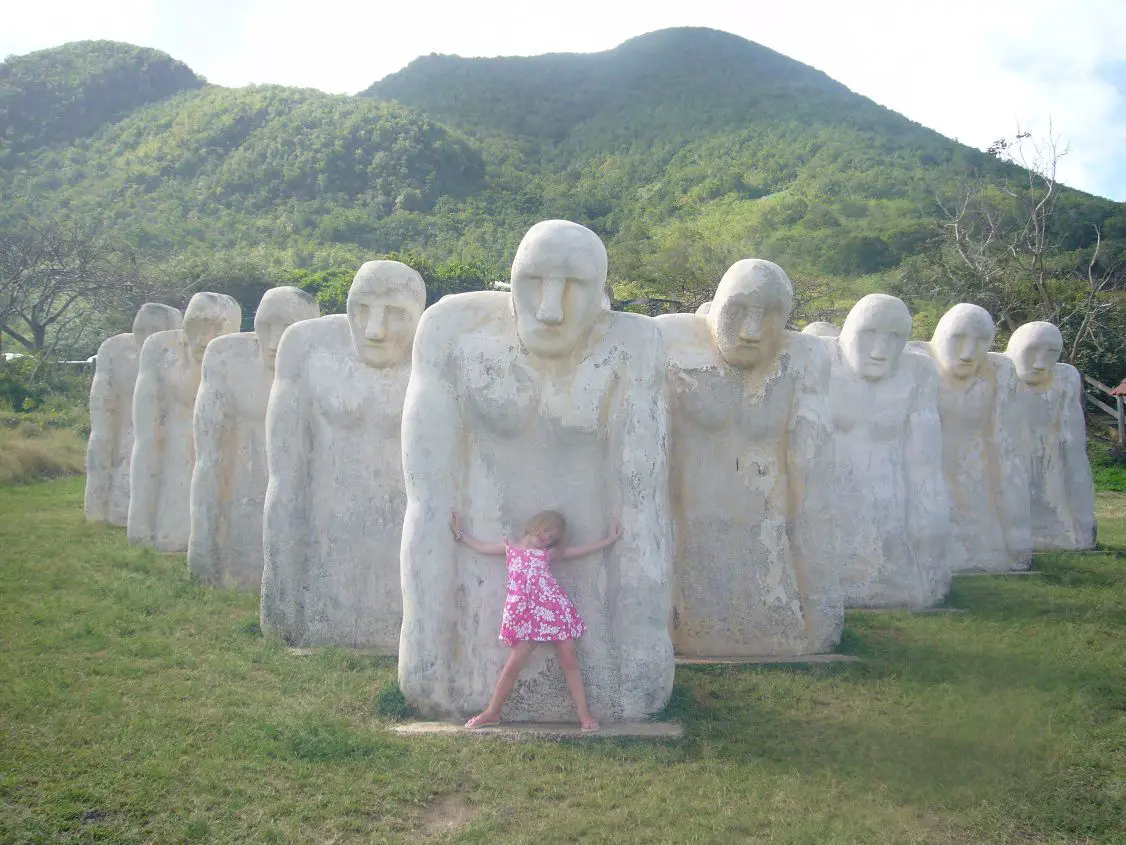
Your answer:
675;653;862;666
392;721;682;740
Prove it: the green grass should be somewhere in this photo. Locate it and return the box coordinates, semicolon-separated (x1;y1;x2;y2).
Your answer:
1;479;1124;843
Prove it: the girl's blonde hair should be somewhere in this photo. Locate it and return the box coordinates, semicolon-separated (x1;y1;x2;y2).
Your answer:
523;510;567;547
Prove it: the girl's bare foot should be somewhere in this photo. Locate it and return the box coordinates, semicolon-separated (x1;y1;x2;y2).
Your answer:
465;711;502;729
580;717;600;732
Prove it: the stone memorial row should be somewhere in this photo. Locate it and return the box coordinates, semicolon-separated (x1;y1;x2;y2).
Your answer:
85;219;1097;724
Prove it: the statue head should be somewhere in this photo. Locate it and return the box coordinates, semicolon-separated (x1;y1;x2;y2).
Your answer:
706;259;793;369
254;286;320;371
839;294;912;381
510;220;608;360
132;303;183;352
931;303;995;381
346;260;426;368
183;292;241;365
1005;321;1063;388
802;321;840;339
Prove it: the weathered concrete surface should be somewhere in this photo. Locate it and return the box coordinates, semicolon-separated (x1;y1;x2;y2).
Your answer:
1004;322;1096;551
85;304;182;525
393;721;683;740
920;304;1033;572
656;259;842;658
399;220;674;724
828;294;952;610
127;293;240;552
261;262;424;650
188;287;319;591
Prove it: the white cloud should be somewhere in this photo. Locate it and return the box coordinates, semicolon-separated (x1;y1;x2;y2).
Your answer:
2;0;1124;199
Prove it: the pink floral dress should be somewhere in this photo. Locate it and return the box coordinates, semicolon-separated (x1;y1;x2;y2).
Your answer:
499;542;586;646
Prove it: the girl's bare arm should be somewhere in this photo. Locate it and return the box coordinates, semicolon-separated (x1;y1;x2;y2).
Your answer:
558;518;623;560
450;510;506;556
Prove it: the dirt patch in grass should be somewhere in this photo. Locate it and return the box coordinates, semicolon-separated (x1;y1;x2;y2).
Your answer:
419;794;478;838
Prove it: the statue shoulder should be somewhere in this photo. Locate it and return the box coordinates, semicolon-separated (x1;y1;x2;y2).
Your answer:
905;339;935;359
1054;362;1082;395
423;291;508;329
606;310;668;369
97;332;134;359
901;347;940;385
781;330;831;382
204;331;255;359
139;329;182;363
652;313;709;365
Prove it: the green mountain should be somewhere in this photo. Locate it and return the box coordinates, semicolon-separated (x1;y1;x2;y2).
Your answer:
2;29;1122;307
0;41;204;156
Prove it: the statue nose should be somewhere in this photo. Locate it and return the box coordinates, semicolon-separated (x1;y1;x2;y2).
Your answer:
366;306;386;341
536;279;566;325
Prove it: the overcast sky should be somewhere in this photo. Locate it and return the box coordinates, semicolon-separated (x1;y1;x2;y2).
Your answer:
4;0;1125;201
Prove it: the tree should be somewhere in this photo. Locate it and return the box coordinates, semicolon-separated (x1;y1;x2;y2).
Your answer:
894;127;1124;379
0;217;149;356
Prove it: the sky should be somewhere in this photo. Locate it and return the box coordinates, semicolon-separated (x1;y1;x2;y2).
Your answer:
4;0;1126;202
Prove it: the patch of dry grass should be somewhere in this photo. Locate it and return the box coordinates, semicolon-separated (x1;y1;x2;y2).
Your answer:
0;424;86;485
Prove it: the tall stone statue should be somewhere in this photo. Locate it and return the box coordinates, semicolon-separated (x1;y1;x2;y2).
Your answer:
261;262;424;650
801;321;841;339
828;294;951;609
920;304;1032;571
188;287;320;590
1004;321;1096;550
128;293;241;551
85;303;183;525
656;260;841;657
400;220;673;723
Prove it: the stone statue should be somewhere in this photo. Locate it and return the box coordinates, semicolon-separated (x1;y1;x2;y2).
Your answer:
828;294;952;609
188;287;319;590
801;321;841;339
656;260;841;657
1004;321;1096;550
128;293;241;551
399;220;673;723
261;262;424;650
695;301;712;315
85;303;182;525
920;304;1032;571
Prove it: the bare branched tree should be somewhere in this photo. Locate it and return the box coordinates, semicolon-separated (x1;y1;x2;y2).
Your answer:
0;217;154;358
895;125;1123;369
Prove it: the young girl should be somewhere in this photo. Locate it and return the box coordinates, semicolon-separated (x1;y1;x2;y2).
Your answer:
450;508;622;731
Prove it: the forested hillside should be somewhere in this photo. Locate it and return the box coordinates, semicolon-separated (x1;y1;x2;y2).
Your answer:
1;29;1123;377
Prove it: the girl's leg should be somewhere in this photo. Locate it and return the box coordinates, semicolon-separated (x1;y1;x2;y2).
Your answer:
555;639;598;730
466;641;536;727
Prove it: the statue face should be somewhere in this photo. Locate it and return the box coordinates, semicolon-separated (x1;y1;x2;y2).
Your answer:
510;222;607;360
707;259;793;370
132;303;182;352
840;296;911;382
183;293;241;365
184;314;231;365
710;293;787;368
346;283;422;369
933;305;994;381
255;288;319;371
1008;323;1062;387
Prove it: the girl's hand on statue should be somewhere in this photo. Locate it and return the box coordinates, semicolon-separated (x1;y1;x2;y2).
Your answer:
450;510;462;540
610;517;622;541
